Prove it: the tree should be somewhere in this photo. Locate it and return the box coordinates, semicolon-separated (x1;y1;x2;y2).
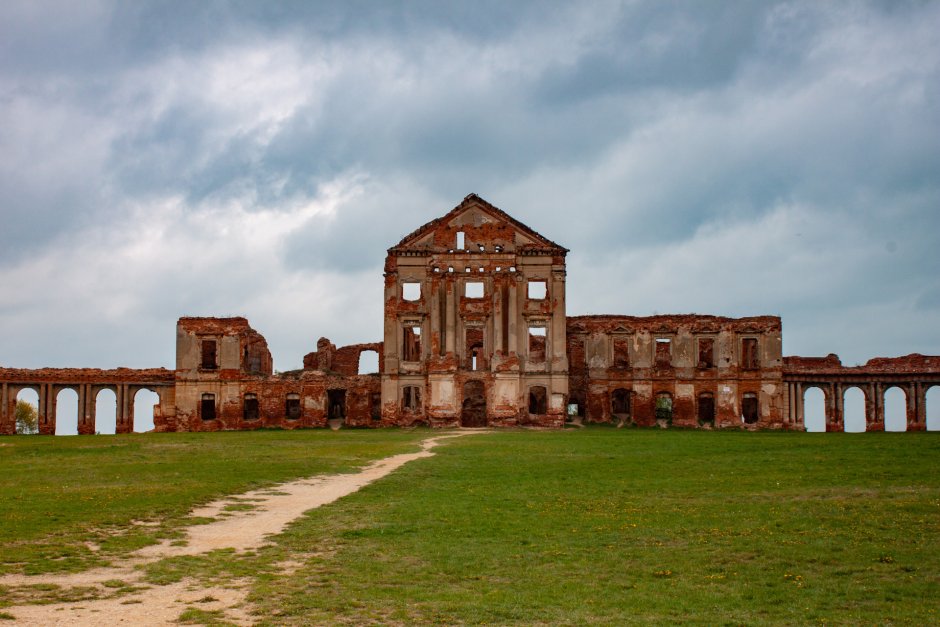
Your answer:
15;399;38;434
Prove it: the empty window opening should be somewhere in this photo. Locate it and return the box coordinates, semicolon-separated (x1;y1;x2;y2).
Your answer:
529;386;548;415
495;266;502;272
461;380;487;427
402;386;422;412
95;388;117;434
655;338;672;366
742;392;759;424
495;245;503;252
509;266;516;272
15;388;40;435
698;393;715;426
286;393;301;420
741;338;760;370
200;393;216;421
456;231;465;249
611;388;631;418
884;386;907;432
327;389;346;421
803;387;826;432
433;266;441;273
612;337;630;369
478;244;485;252
55;388;79;435
465;267;471;273
465;281;484;298
697;338;715;369
448;266;454;273
402;282;421;301
402;325;422;361
528;326;547;362
465;327;484;371
243;393;259;421
928;386;940;432
357;349;379;375
478;267;484;273
843;387;866;432
134;389;158;432
371;392;382;421
527;280;547;300
655;392;673;425
201;339;217;370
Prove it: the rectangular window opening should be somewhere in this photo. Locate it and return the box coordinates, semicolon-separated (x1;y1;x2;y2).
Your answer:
402;325;422;361
528;326;547;362
243;393;259;421
655;338;672;366
285;393;301;420
742;338;760;370
527;280;547;300
402;386;422;412
456;231;465;249
402;282;421;301
612;336;630;369
200;393;216;421
697;338;715;369
200;340;217;370
465;281;484;298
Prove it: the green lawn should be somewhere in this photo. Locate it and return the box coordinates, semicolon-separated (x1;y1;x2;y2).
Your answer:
254;428;940;625
0;429;428;575
1;428;938;624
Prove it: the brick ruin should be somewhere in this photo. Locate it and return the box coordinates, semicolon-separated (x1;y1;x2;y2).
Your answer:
1;194;938;433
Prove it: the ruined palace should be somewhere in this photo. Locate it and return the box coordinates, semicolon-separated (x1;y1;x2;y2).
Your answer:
1;194;938;434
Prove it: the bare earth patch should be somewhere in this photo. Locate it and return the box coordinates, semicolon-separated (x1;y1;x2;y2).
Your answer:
1;432;478;626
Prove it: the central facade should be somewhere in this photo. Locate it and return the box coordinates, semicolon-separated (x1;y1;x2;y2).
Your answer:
382;194;570;427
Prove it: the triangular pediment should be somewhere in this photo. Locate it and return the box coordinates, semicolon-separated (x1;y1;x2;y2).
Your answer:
390;193;567;254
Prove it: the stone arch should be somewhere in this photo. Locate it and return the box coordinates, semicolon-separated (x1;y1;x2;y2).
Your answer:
927;385;940;432
14;387;40;435
134;388;160;433
54;386;79;436
883;386;907;432
611;388;631;424
803;386;826;432
94;387;117;435
843;386;866;433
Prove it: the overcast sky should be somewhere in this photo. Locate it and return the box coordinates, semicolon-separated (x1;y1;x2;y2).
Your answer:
1;0;938;373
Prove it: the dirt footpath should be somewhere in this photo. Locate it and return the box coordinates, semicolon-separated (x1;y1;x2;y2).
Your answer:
1;432;479;626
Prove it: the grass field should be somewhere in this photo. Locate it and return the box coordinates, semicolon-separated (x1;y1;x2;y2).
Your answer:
2;427;939;624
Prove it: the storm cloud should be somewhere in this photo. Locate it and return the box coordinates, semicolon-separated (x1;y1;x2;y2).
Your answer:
1;0;937;371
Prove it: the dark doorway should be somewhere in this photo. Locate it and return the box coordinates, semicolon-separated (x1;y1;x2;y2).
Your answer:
461;380;487;427
201;393;216;421
243;393;259;421
528;386;548;415
327;389;346;421
742;393;759;424
655;392;673;425
698;393;715;426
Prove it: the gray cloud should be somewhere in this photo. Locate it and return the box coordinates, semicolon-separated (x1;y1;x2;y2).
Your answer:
0;0;938;370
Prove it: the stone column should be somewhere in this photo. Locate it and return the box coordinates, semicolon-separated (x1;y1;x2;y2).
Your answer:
0;383;10;435
445;278;456;355
507;276;518;355
795;383;804;430
833;382;843;432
